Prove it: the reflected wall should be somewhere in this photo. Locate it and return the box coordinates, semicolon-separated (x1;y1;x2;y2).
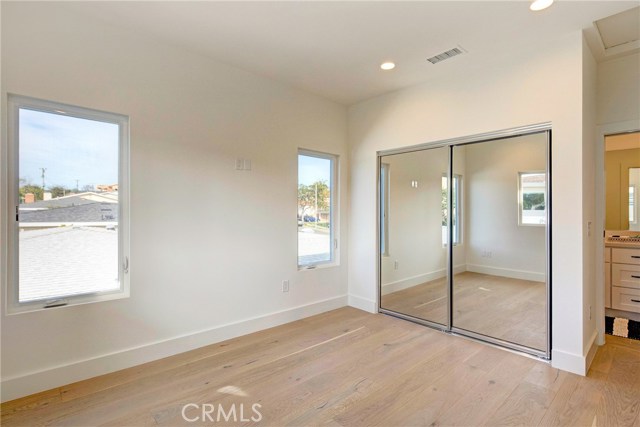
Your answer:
379;130;550;356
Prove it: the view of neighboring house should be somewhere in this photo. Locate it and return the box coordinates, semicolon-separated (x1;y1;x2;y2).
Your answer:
18;190;119;302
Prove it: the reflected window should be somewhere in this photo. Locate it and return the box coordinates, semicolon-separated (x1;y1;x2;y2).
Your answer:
630;185;636;224
442;174;461;245
519;172;546;226
380;163;390;256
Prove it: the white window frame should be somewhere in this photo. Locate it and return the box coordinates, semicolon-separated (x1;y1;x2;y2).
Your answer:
442;174;462;246
297;149;338;269
518;170;547;227
6;94;130;314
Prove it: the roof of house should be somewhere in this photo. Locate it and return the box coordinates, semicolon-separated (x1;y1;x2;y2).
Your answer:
19;202;118;223
19;226;119;302
20;192;118;210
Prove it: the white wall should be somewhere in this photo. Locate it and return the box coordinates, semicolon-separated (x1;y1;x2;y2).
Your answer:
597;52;640;126
463;134;547;282
582;36;598;363
0;3;348;401
380;148;466;294
348;32;593;374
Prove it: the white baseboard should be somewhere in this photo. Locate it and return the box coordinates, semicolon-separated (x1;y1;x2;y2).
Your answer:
585;329;599;373
551;349;586;375
466;264;545;283
0;294;348;403
348;294;377;313
381;264;467;295
551;331;597;377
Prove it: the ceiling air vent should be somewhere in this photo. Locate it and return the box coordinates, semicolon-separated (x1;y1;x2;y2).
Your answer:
427;47;465;65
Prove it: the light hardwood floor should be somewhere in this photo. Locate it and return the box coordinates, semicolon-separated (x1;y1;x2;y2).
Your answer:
2;307;639;426
381;272;547;351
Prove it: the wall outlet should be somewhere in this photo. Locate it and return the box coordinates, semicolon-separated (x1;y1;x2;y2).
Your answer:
394;260;399;270
282;280;289;293
236;158;252;171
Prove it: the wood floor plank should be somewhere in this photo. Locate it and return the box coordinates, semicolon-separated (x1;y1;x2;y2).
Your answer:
538;370;607;427
433;351;536;426
483;381;557;426
595;346;640;427
0;388;61;422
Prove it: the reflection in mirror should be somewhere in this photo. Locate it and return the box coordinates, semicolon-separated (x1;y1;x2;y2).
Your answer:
452;134;548;351
605;131;640;231
379;147;449;325
629;168;640;231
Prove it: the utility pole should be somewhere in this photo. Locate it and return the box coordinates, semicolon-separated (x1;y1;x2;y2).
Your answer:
76;179;79;192
40;168;47;192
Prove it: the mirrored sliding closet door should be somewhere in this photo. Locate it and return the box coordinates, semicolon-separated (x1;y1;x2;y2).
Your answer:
379;146;449;326
378;127;550;358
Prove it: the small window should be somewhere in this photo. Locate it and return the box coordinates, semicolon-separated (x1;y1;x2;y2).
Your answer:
297;150;337;268
380;163;390;256
442;174;461;245
7;95;129;312
518;171;546;226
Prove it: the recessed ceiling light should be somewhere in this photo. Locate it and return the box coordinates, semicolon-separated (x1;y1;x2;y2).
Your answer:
380;62;396;71
530;0;554;11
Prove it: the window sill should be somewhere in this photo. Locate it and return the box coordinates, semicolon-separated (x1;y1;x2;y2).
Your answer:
298;262;340;272
6;289;129;315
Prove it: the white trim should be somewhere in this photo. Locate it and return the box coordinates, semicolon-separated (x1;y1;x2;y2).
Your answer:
517;170;547;227
585;329;599;373
595;120;640;346
551;329;598;376
348;294;376;313
297;148;339;269
466;264;545;283
551;349;587;376
0;294;348;402
5;94;130;314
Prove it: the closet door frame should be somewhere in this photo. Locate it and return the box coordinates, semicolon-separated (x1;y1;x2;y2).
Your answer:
377;122;552;360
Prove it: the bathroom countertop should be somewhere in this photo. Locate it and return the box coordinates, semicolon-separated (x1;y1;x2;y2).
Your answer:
605;238;640;249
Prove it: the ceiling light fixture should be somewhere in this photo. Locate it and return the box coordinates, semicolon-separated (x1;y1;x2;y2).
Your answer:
380;62;396;70
530;0;554;11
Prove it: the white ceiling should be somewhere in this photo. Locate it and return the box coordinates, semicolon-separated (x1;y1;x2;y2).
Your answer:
61;1;639;105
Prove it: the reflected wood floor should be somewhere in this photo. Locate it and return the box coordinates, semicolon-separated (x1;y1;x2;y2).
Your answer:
381;272;547;351
2;307;639;426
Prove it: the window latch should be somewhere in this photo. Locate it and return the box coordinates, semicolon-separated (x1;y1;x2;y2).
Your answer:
44;299;68;309
123;256;129;274
15;205;19;221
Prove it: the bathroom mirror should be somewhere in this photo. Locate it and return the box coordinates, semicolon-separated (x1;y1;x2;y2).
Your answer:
605;132;640;231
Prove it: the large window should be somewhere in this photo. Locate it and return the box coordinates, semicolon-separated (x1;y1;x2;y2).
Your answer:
7;95;129;312
442;174;461;245
297;150;336;268
518;171;546;226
